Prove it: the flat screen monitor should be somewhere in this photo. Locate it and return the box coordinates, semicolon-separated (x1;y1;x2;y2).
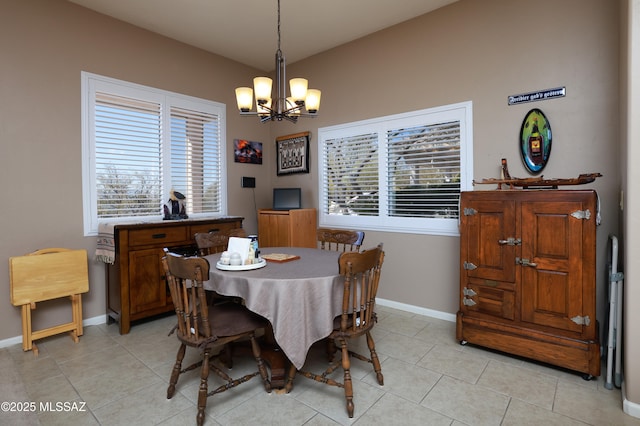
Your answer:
273;188;302;210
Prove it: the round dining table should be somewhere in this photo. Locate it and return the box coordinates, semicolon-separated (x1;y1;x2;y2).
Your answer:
204;247;344;373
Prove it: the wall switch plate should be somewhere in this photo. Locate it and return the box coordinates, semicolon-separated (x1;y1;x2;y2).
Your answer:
242;176;256;188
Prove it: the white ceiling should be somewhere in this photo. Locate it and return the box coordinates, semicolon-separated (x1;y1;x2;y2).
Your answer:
68;0;458;71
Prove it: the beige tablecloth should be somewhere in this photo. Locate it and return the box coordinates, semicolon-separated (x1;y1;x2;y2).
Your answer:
204;247;343;369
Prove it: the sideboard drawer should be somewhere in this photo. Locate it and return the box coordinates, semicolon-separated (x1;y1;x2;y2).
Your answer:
129;226;187;247
189;221;239;238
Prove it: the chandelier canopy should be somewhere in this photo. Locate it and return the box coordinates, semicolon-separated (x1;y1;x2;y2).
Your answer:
235;0;321;123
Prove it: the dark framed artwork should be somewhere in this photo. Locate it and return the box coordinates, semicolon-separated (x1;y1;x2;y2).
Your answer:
276;131;310;175
519;108;552;174
234;139;263;164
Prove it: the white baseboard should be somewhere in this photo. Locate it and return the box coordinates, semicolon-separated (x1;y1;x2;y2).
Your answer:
0;314;108;349
376;298;457;322
623;383;640;419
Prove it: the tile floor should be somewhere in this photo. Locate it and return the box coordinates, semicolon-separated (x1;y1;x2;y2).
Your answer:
1;306;638;426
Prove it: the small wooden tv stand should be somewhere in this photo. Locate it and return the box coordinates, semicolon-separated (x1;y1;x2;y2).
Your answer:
257;209;317;248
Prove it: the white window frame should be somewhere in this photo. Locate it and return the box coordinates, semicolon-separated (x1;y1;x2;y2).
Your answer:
318;101;473;236
81;72;227;236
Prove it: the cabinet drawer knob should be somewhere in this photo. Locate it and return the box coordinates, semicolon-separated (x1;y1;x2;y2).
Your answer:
152;233;167;239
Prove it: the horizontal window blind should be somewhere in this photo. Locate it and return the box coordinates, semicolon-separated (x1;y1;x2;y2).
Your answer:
318;101;472;236
323;132;379;216
95;93;162;219
82;72;227;235
387;121;460;218
169;107;222;214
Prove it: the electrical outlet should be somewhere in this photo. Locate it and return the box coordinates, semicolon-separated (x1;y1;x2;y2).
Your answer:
242;176;256;188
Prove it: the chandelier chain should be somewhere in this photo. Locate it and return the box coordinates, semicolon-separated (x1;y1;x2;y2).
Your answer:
277;0;281;53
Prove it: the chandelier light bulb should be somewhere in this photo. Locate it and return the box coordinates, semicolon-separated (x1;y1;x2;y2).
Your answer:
235;87;253;112
253;77;273;102
289;78;308;103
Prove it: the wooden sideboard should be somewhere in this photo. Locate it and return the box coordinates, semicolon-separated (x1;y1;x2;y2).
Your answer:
257;208;317;248
106;217;243;334
457;190;600;378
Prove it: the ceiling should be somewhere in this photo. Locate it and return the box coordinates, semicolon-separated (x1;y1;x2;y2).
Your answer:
68;0;458;71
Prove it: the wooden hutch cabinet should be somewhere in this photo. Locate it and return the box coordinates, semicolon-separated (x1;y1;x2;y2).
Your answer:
257;208;317;248
107;217;243;334
457;190;600;378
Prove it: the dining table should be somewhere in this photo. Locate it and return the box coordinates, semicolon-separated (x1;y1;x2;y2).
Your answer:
203;247;344;386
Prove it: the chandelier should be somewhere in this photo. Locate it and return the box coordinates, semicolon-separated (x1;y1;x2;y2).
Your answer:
234;0;321;123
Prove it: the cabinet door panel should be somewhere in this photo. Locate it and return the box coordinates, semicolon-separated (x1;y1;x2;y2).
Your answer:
461;197;516;283
520;201;583;333
129;248;166;314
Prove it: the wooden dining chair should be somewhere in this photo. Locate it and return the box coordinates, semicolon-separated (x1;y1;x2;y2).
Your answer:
162;250;271;426
194;232;228;256
317;228;365;252
285;243;385;418
194;228;247;256
194;229;247;304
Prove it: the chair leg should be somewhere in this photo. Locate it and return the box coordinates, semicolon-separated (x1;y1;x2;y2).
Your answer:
366;331;384;385
221;343;233;369
197;348;211;426
167;343;186;399
284;363;297;393
250;335;272;393
340;338;354;418
326;337;337;362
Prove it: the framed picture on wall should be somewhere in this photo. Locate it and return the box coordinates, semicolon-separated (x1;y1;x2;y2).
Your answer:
276;131;310;175
234;139;263;164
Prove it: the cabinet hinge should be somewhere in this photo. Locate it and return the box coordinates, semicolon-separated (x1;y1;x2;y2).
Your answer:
571;315;591;326
463;287;477;297
463;298;477;306
570;209;591;220
463;207;477;216
463;261;477;270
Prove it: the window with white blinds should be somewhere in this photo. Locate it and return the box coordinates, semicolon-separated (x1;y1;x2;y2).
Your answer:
318;101;473;236
82;72;226;236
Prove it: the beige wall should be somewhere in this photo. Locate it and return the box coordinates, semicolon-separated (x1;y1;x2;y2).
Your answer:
287;0;621;319
623;0;640;410
2;0;636;411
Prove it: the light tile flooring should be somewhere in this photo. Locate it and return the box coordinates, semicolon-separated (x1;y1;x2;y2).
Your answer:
1;306;638;426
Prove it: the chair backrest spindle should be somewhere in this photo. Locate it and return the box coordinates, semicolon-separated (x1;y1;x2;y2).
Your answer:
317;228;365;252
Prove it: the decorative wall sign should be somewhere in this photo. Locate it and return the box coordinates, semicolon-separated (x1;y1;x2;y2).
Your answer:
508;87;566;105
234;139;263;164
276;131;310;175
520;109;552;174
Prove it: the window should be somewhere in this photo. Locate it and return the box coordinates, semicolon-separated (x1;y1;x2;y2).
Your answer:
81;72;226;235
318;101;473;236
